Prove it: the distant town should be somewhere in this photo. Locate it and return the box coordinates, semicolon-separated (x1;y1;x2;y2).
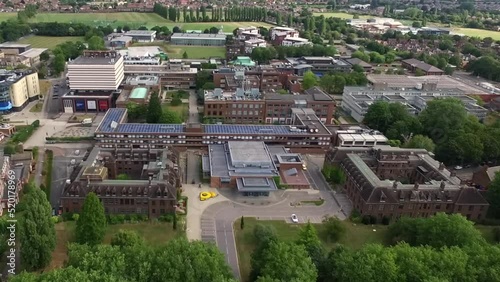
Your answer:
0;1;499;282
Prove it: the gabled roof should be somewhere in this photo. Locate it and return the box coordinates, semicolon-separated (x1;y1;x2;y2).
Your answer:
402;58;444;73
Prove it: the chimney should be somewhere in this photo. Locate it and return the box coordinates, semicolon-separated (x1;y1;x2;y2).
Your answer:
440;181;446;190
438;162;445;171
413;182;419;190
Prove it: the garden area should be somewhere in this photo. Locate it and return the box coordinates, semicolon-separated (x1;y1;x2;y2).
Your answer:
3;120;40;155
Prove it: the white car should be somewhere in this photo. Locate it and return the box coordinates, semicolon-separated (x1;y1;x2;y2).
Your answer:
454;165;463;170
291;214;299;223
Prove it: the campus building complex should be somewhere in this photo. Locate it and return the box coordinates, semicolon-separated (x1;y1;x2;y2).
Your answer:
61;147;182;218
0;69;40;112
170;33;226;46
203;141;310;196
285;56;352;76
95;108;333;154
325;146;489;222
203;86;336;124
123;60;198;89
342;83;488;122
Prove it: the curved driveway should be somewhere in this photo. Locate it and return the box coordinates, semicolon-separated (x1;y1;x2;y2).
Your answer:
201;190;347;280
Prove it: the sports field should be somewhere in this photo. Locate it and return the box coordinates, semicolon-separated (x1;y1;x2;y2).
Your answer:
16;36;84;49
165;45;226;59
0;12;273;31
451;27;500;40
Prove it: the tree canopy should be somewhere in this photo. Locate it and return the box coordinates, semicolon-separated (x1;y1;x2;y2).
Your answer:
146;92;163;123
75;192;107;246
19;183;56;271
302;71;317;90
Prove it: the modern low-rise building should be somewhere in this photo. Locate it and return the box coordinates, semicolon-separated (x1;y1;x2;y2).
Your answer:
124;30;156;42
170;33;226;46
61;147;181;218
286;56;352;76
401;59;444;76
95;108;333;154
282;37;311;47
203;86;336;124
67;50;125;91
244;38;267;53
325;146;489;222
328;125;388;147
203;141;310;195
342;85;488;122
0;69;40;112
123;60;197;89
109;36;134;48
236;26;262;41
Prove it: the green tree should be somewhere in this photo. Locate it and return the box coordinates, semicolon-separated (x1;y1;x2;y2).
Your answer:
87;35;105;50
297;222;325;268
302;71;317;90
146;92;163;123
363;101;393;133
76;192;107;246
53;53;66;74
160;109;182;124
403;134;436;152
256;241;317;282
182;51;188;59
415;69;425;76
19;183;56;270
40;51;50;61
116;173;130;180
111;230;144;248
240;216;245;229
250;224;278;281
322;216;346;243
486;172;500;218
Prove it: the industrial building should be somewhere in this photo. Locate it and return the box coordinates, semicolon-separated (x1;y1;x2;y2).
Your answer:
61;147;181;218
341;84;488;122
203;141;310;196
170;33;227;46
325;146;489;222
0;69;40;112
95;108;333;154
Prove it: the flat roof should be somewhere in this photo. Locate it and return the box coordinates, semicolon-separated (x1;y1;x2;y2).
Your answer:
96;108;127;132
171;33;227;40
125;30;156;36
228;141;272;166
204;124;312;135
19;48;47;58
0;43;30;48
69;55;122;65
236;177;278;192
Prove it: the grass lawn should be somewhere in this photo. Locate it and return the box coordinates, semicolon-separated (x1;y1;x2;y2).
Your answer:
46;221;183;271
234;218;388;282
162;103;189;122
451;28;500;40
17;36;85;49
29;102;43;113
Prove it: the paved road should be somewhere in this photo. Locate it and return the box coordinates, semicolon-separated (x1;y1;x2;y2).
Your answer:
188;90;199;123
47;78;68;118
201;157;352;280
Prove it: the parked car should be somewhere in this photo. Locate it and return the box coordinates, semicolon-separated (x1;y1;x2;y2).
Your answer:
454;166;463;170
291;214;299;223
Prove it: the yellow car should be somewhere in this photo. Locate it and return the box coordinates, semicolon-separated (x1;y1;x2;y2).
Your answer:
199;191;217;201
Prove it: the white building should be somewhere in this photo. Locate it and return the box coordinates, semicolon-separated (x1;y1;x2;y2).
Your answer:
282;36;311;47
270;27;299;40
67;51;125;91
124;30;156;42
237;26;261;41
244;38;267;53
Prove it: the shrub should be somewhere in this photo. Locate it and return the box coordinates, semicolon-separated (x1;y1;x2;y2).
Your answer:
159;214;174;222
3;144;15;155
61;212;74;221
72;213;80;221
361;215;372;225
493;227;500;243
382;216;391;225
51;216;60;224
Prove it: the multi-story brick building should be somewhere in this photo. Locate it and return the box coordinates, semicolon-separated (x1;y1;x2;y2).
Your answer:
212;66;287;92
203;86;336;124
325;146;489;222
61;147;182;218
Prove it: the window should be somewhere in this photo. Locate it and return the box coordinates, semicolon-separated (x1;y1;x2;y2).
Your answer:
435;204;441;210
378;205;384;211
468;205;474;211
368;205;373;211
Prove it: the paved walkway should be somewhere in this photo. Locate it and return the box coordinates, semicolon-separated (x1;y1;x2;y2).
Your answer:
188;90;199;123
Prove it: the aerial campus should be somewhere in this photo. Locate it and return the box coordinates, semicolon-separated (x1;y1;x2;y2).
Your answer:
0;1;500;281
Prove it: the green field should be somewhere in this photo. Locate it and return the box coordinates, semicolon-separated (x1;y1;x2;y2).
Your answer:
0;12;272;32
451;27;500;40
17;35;84;49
